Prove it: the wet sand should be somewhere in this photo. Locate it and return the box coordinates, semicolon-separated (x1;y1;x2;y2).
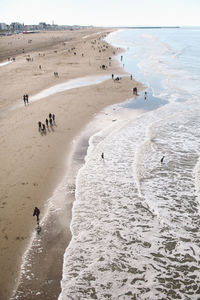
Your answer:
0;28;144;299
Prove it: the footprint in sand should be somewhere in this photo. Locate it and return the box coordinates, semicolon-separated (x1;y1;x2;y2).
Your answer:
16;236;25;240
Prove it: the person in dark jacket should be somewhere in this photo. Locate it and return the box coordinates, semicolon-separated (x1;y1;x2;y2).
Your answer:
38;121;42;131
52;114;55;123
161;156;165;164
33;207;40;222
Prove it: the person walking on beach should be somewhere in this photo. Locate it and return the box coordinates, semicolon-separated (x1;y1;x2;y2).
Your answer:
130;74;133;80
33;207;40;223
42;123;46;132
38;121;42;131
49;113;52;119
45;118;49;127
133;87;138;95
25;94;29;104
52;114;55;123
49;118;53;127
161;156;165;164
101;152;104;160
112;74;114;80
23;94;26;105
40;124;46;134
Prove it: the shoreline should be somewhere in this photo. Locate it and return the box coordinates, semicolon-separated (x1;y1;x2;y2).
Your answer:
0;28;144;299
12;95;145;300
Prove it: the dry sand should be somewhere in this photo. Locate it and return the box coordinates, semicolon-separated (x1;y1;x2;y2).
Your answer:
0;28;144;299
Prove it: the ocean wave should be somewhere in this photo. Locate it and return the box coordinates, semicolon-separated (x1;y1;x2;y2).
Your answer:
59;28;200;300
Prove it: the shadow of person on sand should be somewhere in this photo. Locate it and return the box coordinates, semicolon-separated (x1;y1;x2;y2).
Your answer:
50;124;55;132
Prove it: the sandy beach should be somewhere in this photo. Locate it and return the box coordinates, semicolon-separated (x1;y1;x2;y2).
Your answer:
0;28;144;299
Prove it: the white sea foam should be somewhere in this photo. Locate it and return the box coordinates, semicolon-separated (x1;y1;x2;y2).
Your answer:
58;28;200;299
60;101;200;300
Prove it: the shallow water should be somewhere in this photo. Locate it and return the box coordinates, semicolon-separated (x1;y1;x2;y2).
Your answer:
7;74;113;113
30;75;111;102
0;60;12;67
59;28;200;299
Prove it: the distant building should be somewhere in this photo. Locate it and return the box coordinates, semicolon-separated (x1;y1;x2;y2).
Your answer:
24;24;39;31
39;22;47;30
0;23;7;30
10;22;24;32
0;21;87;34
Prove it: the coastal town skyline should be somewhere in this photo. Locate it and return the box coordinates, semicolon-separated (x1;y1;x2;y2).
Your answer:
0;21;86;33
0;0;199;27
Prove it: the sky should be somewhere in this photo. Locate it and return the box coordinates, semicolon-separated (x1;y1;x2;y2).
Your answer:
0;0;200;27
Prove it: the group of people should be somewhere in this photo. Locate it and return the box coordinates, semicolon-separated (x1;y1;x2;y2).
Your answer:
38;113;56;134
8;57;15;62
111;74;122;82
23;94;29;105
111;73;133;82
54;72;59;77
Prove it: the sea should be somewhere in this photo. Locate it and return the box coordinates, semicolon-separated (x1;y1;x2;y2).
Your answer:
59;28;200;299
